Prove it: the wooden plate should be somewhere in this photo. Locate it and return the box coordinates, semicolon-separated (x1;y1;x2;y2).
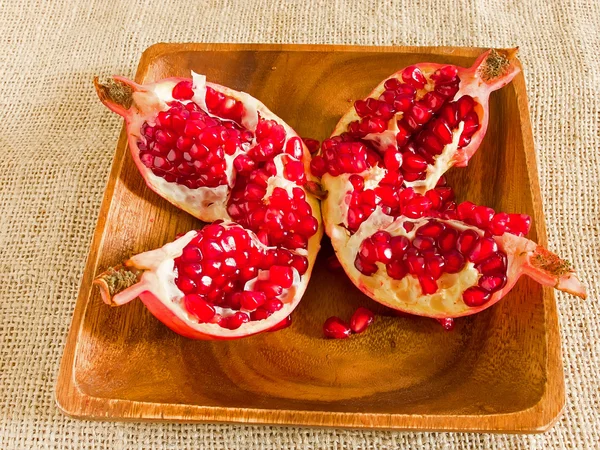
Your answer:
56;44;564;432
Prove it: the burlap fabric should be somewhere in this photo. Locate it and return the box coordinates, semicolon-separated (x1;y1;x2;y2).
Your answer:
1;0;598;448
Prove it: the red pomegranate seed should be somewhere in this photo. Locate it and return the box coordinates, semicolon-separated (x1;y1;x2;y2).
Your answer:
355;255;378;275
476;252;507;274
419;275;438;295
426;254;445;279
384;77;402;90
405;250;426;275
462;111;480;136
479;274;507;292
384;148;403;171
413;236;436;251
239;291;267;310
443;250;466;273
184;294;215;322
220;312;250;330
172;80;194;100
437;317;455;331
349;174;364;190
350;307;375;333
490;212;509;235
250;308;271;321
284;160;306;184
359;239;378;263
372;231;391;243
409;102;433;125
390;235;410;257
402;65;426;89
310;155;327;177
425;190;442;209
472;205;495;228
386;260;407;279
403;195;432;219
468;237;498;263
507;213;532;236
462;287;491;307
457;201;476;220
457;229;479;254
431;119;453;144
403;154;428;172
456;95;475;119
177;276;197;294
263;298;284;313
323;316;352;339
291;255;308;275
285;137;304;159
422;91;446;112
416;220;446;238
270;265;294;289
435;81;459;98
301;137;320;155
437;228;459;252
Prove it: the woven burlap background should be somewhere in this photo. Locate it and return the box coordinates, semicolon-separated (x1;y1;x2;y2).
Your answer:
1;0;598;448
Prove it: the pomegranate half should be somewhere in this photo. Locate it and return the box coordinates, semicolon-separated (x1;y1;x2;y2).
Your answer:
94;73;322;339
313;49;585;318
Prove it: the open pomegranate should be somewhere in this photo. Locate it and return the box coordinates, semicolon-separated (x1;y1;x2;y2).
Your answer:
313;49;586;318
94;73;322;339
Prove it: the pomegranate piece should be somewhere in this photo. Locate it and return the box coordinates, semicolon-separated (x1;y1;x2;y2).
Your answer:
312;49;522;195
94;223;318;340
333;214;585;319
323;316;352;339
95;72;319;227
350;307;375;333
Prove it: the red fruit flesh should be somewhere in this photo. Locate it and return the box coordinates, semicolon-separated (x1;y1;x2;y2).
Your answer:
323;316;352;339
350;307;375;333
94;74;323;340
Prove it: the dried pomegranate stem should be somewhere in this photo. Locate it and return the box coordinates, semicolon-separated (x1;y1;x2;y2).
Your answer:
93;77;134;110
93;264;144;306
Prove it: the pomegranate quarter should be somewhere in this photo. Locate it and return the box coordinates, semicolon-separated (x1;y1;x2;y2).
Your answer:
313;48;586;319
94;73;322;339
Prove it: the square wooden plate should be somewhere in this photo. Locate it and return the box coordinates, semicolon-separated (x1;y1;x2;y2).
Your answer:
56;44;564;432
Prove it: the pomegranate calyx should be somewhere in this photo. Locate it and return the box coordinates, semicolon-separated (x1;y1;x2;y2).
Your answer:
479;48;518;82
93;264;144;306
94;77;134;112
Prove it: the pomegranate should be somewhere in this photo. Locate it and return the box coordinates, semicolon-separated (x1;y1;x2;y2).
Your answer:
312;49;585;318
94;73;322;339
311;49;521;231
334;214;586;318
94;223;313;339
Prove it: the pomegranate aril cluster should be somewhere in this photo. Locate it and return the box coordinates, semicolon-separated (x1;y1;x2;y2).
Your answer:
138;81;252;189
228;184;318;250
354;220;509;305
174;223;307;330
455;201;531;236
311;65;481;185
346;175;455;232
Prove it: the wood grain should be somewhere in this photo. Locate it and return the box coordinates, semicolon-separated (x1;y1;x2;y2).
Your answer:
55;44;564;432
